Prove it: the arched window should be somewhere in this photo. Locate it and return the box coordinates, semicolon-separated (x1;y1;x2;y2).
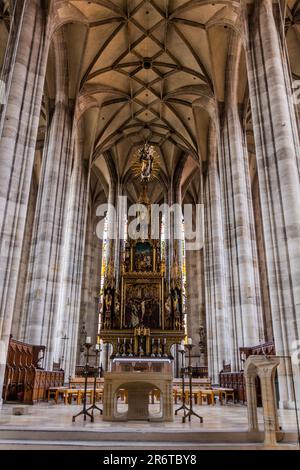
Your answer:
98;214;109;335
181;218;187;335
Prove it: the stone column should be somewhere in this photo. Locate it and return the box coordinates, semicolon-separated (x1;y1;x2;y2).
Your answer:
0;0;50;403
252;175;273;341
219;34;263;370
204;160;229;382
78;208;103;367
185;248;206;367
11;177;38;340
0;0;27;131
243;0;300;407
54;138;89;379
23;67;73;369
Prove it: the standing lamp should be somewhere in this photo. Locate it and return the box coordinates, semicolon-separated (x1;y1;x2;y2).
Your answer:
86;343;103;417
72;337;94;423
175;344;189;417
182;340;203;424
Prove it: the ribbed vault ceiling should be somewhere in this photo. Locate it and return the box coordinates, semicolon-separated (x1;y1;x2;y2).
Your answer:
46;0;243;199
36;0;300;200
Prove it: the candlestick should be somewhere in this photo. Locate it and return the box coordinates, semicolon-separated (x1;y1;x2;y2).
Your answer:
122;338;127;357
175;348;189;417
72;343;94;423
86;343;103;418
182;343;203;424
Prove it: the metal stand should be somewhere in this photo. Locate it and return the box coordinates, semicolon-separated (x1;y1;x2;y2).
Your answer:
86;347;103;416
72;342;94;422
182;344;203;423
175;349;189;416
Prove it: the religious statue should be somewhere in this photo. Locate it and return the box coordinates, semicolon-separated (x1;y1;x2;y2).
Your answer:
105;289;112;312
103;288;113;329
130;302;140;328
140;300;147;323
124;247;131;272
172;289;180;315
113;293;121;329
172;289;181;330
156;245;161;272
138;143;154;182
198;325;207;354
164;296;172;329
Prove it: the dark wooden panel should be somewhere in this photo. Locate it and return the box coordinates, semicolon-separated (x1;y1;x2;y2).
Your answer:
2;337;64;404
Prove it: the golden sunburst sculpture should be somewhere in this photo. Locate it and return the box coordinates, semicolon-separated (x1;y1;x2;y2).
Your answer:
132;143;160;183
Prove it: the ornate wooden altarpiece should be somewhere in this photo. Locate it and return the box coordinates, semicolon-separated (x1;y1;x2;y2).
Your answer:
99;145;185;358
99;207;184;358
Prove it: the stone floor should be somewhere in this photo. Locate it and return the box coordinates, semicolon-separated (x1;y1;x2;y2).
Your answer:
0;402;298;450
0;401;298;431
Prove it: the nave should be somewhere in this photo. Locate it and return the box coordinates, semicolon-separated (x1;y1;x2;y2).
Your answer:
1;0;300;451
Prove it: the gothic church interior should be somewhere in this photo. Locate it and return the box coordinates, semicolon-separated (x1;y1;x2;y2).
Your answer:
0;0;300;450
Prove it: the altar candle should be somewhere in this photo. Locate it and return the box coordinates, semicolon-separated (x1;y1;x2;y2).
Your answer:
86;336;91;345
188;338;192;345
118;337;120;344
95;344;100;351
163;338;166;345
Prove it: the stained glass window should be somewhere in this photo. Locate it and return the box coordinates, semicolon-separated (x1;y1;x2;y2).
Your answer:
98;214;108;335
181;218;187;335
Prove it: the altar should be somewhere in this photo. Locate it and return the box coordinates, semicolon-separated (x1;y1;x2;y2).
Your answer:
102;358;173;422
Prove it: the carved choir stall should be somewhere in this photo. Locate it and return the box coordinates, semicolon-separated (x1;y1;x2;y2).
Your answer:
219;341;275;404
2;336;64;404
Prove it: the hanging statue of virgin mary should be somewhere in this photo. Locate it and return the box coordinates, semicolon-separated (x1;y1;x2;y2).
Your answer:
139;144;154;181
